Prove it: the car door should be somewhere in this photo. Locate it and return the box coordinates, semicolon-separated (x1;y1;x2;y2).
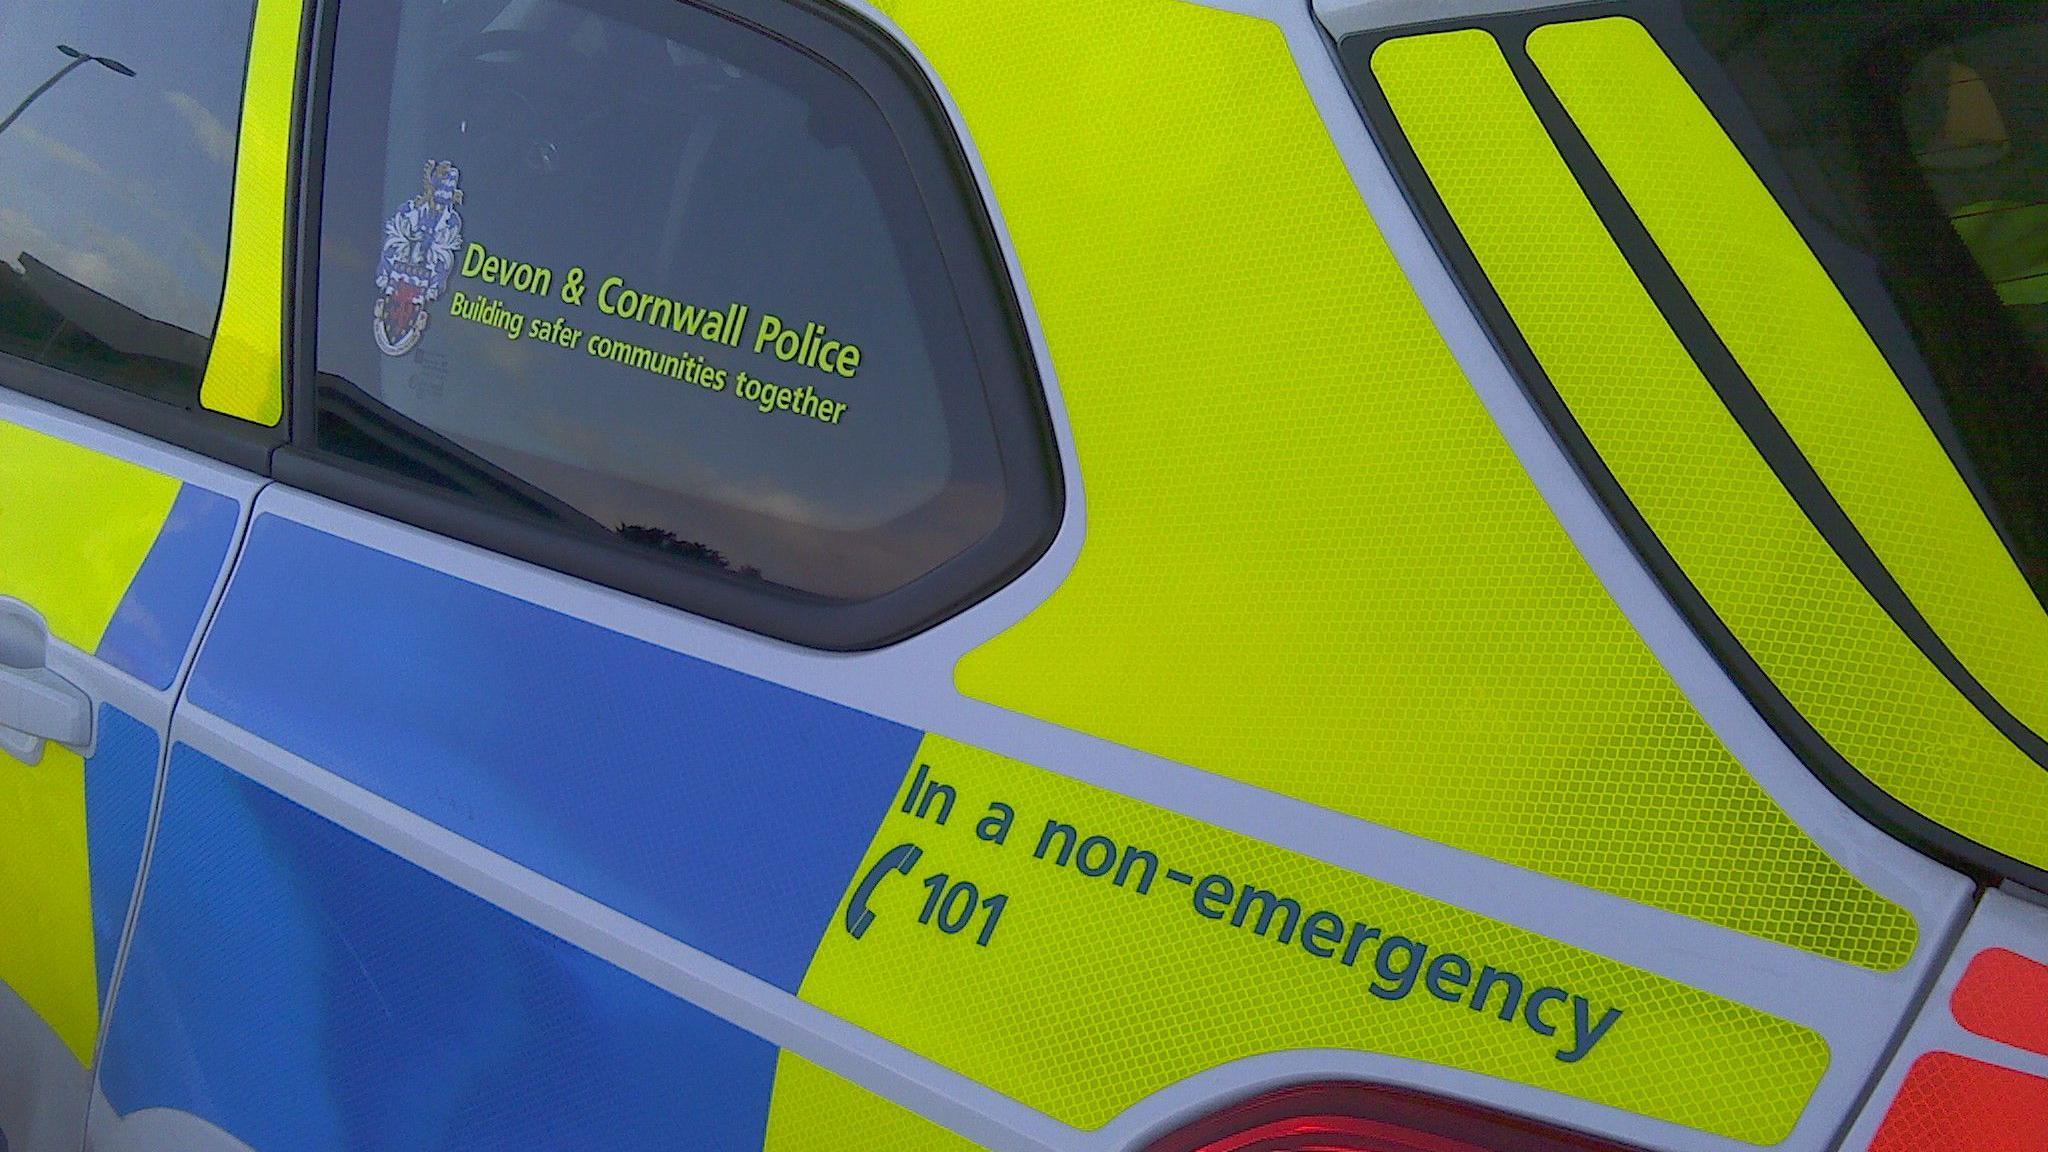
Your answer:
0;1;275;1147
84;0;1060;1148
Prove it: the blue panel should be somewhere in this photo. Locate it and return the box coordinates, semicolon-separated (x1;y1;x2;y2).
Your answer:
84;706;159;1003
187;515;919;992
99;484;240;690
101;746;779;1151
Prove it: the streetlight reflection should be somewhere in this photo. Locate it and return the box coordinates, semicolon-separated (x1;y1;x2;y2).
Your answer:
0;42;136;139
58;44;137;77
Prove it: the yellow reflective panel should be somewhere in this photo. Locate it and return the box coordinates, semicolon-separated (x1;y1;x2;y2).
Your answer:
1529;18;2048;775
1374;26;2048;871
0;742;97;1065
764;1052;988;1152
799;739;1829;1143
0;420;182;651
0;420;178;1062
888;0;1913;967
199;0;304;426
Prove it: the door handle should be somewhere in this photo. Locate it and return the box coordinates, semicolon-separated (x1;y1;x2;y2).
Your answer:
0;597;93;766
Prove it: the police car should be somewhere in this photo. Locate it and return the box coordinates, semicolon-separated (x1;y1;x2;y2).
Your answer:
2;0;2045;1149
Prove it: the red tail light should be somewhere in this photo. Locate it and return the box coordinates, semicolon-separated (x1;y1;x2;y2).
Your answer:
1142;1084;1644;1152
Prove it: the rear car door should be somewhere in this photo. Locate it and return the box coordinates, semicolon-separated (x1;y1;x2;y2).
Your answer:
84;0;1060;1148
0;1;274;1147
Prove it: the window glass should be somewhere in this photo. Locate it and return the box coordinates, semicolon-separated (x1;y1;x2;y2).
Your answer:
0;0;250;406
1903;27;2048;350
1681;1;2048;598
314;0;1025;607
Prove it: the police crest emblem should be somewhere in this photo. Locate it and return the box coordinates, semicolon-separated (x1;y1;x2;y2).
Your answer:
373;159;465;356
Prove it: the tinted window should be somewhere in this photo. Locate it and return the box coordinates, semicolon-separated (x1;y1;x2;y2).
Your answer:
1902;25;2048;359
1682;1;2048;597
0;0;251;406
311;0;1053;632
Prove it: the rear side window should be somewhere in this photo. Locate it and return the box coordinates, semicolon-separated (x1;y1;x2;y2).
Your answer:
1902;23;2048;358
1681;1;2048;596
0;0;251;407
304;0;1057;648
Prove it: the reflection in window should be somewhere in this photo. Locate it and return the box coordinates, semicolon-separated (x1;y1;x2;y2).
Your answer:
0;0;250;405
315;0;1015;603
1906;35;2048;325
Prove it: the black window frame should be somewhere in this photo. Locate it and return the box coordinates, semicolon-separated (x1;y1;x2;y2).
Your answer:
279;0;1063;651
0;0;293;475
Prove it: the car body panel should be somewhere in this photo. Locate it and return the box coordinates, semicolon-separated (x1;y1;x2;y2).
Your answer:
0;0;2030;1150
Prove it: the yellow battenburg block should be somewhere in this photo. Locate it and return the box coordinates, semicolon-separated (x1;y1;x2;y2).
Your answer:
1530;17;2048;766
764;1052;989;1152
0;420;182;650
1373;26;2048;872
199;0;305;426
0;420;181;1064
0;744;98;1066
800;738;1829;1144
874;0;1914;967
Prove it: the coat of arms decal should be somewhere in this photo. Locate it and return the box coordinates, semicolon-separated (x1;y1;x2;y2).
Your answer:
373;159;465;357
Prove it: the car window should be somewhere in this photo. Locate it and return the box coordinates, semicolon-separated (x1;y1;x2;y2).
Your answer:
1903;25;2048;356
0;0;251;408
310;0;1055;637
1681;0;2048;599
